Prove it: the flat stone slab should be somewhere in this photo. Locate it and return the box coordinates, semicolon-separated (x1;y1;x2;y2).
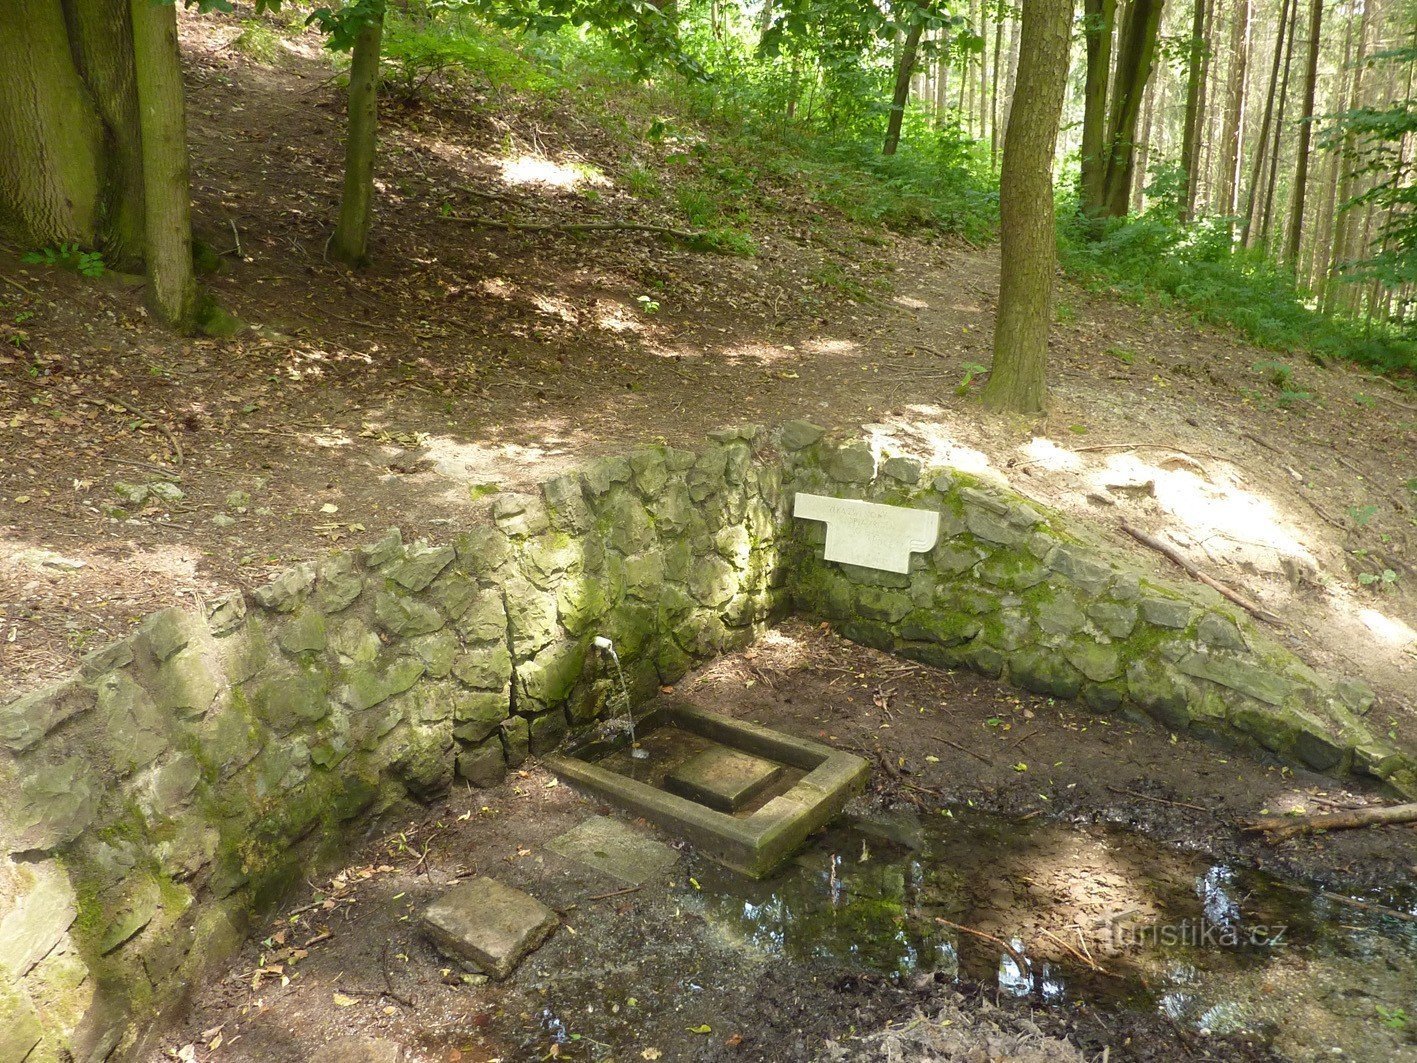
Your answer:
665;745;784;812
421;876;557;980
547;815;679;885
793;494;940;574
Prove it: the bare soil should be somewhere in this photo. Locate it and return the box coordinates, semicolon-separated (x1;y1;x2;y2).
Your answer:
154;620;1417;1063
1;7;1413;736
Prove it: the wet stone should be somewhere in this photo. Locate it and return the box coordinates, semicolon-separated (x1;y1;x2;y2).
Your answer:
665;745;784;813
547;816;680;885
422;876;557;980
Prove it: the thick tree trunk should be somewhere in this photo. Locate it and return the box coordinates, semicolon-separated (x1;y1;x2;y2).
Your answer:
1079;0;1117;220
1218;0;1251;219
63;0;145;267
0;0;104;246
980;0;1070;415
1100;0;1164;219
1180;0;1210;220
1285;0;1323;267
130;0;200;329
884;18;924;155
332;10;385;267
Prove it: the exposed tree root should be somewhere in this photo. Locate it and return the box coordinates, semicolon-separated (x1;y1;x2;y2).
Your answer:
1120;522;1284;626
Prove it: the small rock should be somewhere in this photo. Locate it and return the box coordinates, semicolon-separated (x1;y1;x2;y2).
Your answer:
422;877;557;980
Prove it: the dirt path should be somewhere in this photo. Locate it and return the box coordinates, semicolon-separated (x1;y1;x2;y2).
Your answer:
1;7;1413;735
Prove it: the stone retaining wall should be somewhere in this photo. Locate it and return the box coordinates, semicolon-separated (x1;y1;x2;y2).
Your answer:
780;423;1416;802
0;429;784;1062
2;421;1412;1062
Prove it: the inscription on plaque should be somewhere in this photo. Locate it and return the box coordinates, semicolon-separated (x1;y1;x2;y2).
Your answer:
793;494;940;574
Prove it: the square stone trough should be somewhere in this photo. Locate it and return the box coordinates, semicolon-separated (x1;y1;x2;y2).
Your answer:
543;703;869;879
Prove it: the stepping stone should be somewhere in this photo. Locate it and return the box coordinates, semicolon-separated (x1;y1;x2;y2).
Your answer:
310;1037;405;1063
665;745;783;812
547;816;679;886
422;876;557;980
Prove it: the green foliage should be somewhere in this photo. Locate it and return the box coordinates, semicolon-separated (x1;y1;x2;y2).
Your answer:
380;12;556;96
233;18;283;62
1061;211;1417;374
22;243;105;278
955;362;987;395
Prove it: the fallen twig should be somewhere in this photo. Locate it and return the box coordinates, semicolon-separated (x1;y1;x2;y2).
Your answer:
79;392;183;467
927;734;994;766
1119;522;1283;626
1107;785;1211;814
586;885;642;902
445;212;710;244
1039;927;1112;975
0;272;36;297
935;917;1030;976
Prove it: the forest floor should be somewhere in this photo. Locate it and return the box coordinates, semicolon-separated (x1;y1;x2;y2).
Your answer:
0;6;1414;737
155;621;1417;1063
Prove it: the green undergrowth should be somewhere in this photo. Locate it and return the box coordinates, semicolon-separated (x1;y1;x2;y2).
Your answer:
1060;211;1417;376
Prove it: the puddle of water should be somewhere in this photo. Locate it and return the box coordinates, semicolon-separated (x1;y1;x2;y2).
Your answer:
685;810;1417;1061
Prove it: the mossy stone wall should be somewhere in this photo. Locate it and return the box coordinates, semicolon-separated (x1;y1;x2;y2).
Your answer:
779;423;1416;802
0;428;784;1062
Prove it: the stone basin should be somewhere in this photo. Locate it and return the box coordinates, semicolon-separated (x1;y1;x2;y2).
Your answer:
543;702;869;878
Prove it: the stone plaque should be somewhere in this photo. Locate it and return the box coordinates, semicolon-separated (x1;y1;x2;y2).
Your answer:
793;494;940;574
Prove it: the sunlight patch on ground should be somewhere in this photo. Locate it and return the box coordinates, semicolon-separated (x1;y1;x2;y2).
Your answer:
1019;437;1084;473
713;341;795;366
595;304;644;334
530;293;580;324
801;338;861;357
868;412;997;479
417;432;582;490
1357;607;1417;649
1089;454;1314;563
892;295;930;310
497;154;608;192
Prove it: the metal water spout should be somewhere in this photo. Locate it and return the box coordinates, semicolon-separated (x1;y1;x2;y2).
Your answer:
593;636;648;759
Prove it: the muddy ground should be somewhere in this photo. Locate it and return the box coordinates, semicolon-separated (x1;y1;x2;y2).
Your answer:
155;620;1417;1063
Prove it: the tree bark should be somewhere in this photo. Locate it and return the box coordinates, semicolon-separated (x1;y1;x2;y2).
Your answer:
1100;0;1165;218
884;16;924;155
63;0;145;267
1323;0;1373;311
1242;0;1292;246
1079;0;1117;221
0;0;104;246
980;0;1070;415
1181;0;1211;220
1258;0;1299;250
1218;0;1251;219
1284;0;1323;267
332;9;385;266
130;0;200;329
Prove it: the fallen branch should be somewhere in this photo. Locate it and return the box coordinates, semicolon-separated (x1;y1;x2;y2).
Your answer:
1039;928;1112;975
1243;801;1417;837
79;392;184;467
445;212;709;244
1119;522;1283;626
1272;879;1416;923
927;734;994;766
1107;785;1211;814
935;917;1030;976
0;272;36;297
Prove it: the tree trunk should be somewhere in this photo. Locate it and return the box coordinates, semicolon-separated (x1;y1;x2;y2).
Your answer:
1100;0;1165;218
63;0;145;267
1242;0;1292;246
1180;0;1210;220
1284;0;1323;267
1323;0;1373;311
1258;0;1299;250
989;2;1004;170
130;0;199;329
332;10;385;266
0;0;104;246
884;17;924;155
1218;0;1251;219
981;0;1070;415
1079;0;1117;220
